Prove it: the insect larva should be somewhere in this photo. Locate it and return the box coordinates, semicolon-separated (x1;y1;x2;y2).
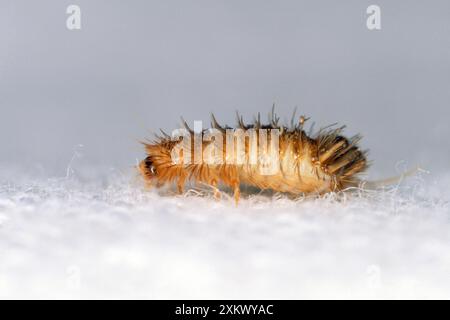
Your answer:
139;110;369;204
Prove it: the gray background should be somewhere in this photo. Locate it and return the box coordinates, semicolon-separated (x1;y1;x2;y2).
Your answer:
1;0;449;179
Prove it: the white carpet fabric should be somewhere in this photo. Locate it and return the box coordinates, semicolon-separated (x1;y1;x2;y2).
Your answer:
0;172;449;299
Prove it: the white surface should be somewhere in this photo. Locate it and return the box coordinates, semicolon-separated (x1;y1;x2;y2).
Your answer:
0;170;449;299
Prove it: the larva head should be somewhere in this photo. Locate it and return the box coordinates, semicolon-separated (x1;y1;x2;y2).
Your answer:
139;156;157;181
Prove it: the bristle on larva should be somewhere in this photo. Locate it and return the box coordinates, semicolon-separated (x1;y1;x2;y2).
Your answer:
139;111;369;204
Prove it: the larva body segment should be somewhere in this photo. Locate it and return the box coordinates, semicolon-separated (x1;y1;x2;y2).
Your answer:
139;112;368;203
